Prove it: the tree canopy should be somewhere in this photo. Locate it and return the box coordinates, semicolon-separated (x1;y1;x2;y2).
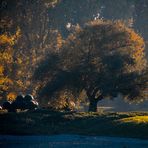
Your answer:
36;20;147;111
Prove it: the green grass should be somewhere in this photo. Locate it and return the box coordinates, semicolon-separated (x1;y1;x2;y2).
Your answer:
0;109;148;139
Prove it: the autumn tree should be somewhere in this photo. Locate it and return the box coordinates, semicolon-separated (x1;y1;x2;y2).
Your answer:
36;20;147;111
0;28;23;102
0;0;61;99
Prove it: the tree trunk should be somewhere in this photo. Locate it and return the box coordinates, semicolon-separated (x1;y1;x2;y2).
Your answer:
88;99;98;112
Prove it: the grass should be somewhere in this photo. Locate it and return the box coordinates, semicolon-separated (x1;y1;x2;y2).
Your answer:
118;116;148;124
0;109;148;139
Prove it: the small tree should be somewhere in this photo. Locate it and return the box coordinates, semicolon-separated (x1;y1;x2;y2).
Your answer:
36;20;147;111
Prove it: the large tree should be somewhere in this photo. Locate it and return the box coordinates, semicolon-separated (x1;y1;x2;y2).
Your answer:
36;20;147;111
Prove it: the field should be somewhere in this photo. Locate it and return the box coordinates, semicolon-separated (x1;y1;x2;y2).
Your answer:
0;110;148;139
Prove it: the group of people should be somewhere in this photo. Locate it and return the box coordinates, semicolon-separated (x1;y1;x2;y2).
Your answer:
1;94;39;112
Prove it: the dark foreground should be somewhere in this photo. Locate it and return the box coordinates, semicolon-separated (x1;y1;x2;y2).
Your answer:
0;110;148;139
0;134;148;148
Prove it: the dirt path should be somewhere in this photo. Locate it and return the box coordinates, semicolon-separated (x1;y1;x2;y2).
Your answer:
0;134;148;148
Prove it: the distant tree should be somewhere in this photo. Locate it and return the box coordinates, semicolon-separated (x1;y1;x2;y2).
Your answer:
36;20;147;111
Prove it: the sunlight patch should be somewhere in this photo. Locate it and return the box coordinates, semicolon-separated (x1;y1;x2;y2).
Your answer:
118;116;148;124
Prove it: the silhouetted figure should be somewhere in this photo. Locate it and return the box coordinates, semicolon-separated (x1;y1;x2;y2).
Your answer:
24;94;34;102
2;101;11;111
2;101;16;112
4;94;39;112
12;95;25;110
24;94;39;110
2;94;39;112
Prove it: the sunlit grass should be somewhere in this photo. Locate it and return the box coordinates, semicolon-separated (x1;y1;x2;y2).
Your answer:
119;116;148;124
0;110;148;138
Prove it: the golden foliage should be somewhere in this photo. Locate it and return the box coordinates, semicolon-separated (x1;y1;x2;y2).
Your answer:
0;28;21;46
0;34;14;45
48;89;75;110
128;29;146;71
0;28;23;100
0;66;4;76
7;92;17;101
113;21;147;71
